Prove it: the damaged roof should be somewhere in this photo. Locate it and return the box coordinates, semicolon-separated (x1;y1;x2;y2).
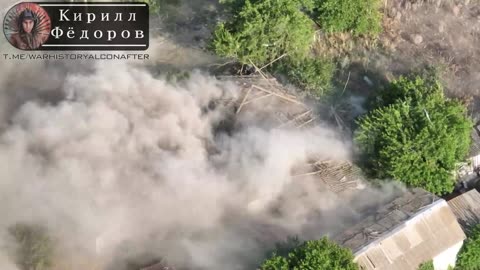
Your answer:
293;160;366;195
448;189;480;233
335;189;465;270
310;160;365;194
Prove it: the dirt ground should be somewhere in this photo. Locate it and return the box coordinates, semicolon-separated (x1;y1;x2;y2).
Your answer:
381;0;479;95
340;0;480;102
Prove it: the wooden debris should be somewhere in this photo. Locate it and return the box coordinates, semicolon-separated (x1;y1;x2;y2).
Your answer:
216;73;364;194
236;86;253;114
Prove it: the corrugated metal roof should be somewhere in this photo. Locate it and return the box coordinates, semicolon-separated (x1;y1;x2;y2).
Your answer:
448;189;480;233
352;200;465;270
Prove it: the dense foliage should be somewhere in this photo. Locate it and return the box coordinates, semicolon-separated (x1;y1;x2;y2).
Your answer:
211;0;315;66
418;261;434;270
211;0;384;99
313;0;383;35
373;74;444;108
10;224;54;270
456;225;480;270
355;76;472;195
276;58;335;98
260;237;358;270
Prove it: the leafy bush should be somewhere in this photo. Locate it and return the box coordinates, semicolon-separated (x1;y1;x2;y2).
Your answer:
260;237;358;270
211;0;315;66
276;57;335;98
313;0;383;35
142;0;180;14
9;224;54;270
355;76;472;195
418;261;434;270
373;73;444;108
456;225;480;270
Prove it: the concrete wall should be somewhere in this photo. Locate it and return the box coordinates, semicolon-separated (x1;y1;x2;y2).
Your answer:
433;240;464;270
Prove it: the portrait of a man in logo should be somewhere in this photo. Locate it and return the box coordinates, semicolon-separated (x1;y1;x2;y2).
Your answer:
3;3;51;50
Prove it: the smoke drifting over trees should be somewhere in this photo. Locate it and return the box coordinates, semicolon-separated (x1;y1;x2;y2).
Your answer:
0;59;407;270
0;0;430;268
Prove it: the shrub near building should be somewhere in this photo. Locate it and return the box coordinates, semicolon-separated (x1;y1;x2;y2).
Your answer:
260;237;358;270
456;224;480;270
355;76;472;195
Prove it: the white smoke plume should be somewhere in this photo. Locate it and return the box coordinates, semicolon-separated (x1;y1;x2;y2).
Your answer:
0;0;409;267
0;58;407;270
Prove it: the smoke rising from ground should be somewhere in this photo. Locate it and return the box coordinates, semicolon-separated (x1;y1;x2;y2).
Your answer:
0;59;406;270
0;0;412;268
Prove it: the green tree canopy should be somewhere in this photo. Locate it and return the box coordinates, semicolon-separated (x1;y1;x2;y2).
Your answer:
456;225;480;270
355;76;472;195
373;76;444;108
260;237;358;270
211;0;315;66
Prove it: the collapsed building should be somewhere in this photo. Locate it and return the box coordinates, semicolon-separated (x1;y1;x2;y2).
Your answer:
217;74;366;196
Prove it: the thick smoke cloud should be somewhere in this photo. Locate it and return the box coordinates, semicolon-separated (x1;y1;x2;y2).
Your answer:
0;58;405;270
0;1;407;268
0;59;397;270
